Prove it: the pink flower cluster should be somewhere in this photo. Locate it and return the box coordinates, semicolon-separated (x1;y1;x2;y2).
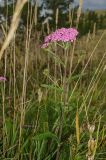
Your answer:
0;76;7;81
42;28;78;48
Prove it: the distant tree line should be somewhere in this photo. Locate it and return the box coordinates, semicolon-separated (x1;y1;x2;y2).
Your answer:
0;0;106;36
77;9;106;35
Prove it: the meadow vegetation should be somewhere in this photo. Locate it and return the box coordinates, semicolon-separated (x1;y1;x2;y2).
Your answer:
0;0;106;160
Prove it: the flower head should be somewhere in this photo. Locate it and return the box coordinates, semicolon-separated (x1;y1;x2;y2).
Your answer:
42;28;78;48
0;76;7;82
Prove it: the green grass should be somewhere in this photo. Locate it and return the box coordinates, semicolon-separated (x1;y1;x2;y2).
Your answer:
0;2;106;160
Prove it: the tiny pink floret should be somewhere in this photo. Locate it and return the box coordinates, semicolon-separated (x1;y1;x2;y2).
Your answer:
0;76;7;81
42;28;78;48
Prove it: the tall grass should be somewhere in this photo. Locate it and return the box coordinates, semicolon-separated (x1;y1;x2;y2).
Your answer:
0;0;106;160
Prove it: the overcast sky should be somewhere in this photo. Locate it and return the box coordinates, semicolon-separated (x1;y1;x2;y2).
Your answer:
0;0;106;10
75;0;106;10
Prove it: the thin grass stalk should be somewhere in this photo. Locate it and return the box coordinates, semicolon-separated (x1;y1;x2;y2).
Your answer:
46;20;50;35
20;4;35;160
0;0;27;60
2;80;6;158
68;30;106;103
75;61;106;127
69;4;74;27
13;34;16;121
85;30;90;51
68;0;83;100
18;2;31;158
76;109;80;145
56;48;68;160
86;65;106;113
54;43;57;102
2;53;7;157
69;40;76;81
93;81;106;121
92;23;96;39
79;52;106;114
10;0;16;125
63;48;69;105
34;2;38;26
56;8;59;29
0;24;7;39
73;56;106;126
83;57;105;103
93;116;101;159
83;69;104;125
32;2;38;81
5;0;8;33
33;3;38;81
69;0;83;74
2;1;8;156
69;4;71;25
76;0;83;29
54;8;59;101
84;52;106;97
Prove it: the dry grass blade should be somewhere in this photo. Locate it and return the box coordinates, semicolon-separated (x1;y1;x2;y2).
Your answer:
0;0;27;60
56;8;59;29
68;30;106;103
76;110;80;145
76;0;83;28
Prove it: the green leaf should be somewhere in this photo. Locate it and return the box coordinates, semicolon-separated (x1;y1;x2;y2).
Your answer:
41;84;63;93
33;132;59;143
67;73;87;82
